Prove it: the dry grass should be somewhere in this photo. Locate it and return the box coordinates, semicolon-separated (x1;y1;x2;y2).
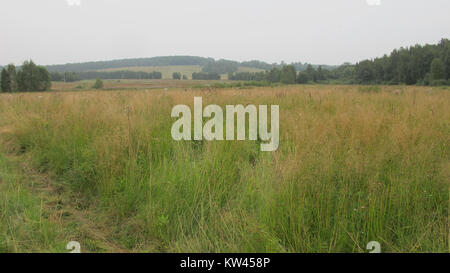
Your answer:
0;84;448;252
98;65;265;80
99;65;203;79
50;79;228;92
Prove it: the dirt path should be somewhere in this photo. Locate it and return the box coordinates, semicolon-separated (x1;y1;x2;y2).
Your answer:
0;144;127;253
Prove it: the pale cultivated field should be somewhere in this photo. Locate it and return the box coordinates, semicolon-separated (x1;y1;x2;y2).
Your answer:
99;65;265;79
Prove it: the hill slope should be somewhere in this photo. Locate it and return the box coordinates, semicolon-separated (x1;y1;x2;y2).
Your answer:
46;56;214;73
46;56;333;74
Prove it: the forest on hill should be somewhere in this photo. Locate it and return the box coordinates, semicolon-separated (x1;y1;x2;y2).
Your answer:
45;38;449;86
45;56;332;76
46;56;215;73
2;39;449;86
228;38;450;86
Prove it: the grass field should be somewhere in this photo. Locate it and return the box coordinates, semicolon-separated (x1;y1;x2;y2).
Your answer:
0;84;448;253
99;65;203;79
51;79;230;92
99;65;265;79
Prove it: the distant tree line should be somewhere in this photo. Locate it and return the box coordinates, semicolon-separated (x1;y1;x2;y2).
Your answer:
172;72;188;80
46;56;275;74
228;65;307;84
291;62;336;72
50;71;80;82
47;56;214;72
172;72;182;80
192;72;221;80
239;60;274;71
1;60;51;92
202;59;239;75
201;59;336;76
228;71;267;81
228;39;450;86
45;55;332;76
5;39;447;88
50;71;162;81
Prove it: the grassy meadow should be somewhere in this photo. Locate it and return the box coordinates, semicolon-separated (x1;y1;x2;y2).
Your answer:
99;65;265;79
51;79;228;92
0;84;448;253
99;65;203;79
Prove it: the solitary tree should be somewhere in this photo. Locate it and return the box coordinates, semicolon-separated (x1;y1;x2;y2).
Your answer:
93;78;104;89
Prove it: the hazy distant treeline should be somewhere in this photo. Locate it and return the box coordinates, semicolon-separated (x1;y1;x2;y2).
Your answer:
229;39;450;86
3;39;449;87
229;64;354;84
46;56;214;72
50;71;162;82
200;59;335;75
229;65;298;84
45;55;331;76
192;72;221;80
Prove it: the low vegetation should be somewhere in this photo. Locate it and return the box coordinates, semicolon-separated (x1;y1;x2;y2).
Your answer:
0;85;448;252
92;78;104;89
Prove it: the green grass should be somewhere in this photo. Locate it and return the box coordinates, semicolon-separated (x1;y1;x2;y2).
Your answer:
0;85;448;252
0;153;66;252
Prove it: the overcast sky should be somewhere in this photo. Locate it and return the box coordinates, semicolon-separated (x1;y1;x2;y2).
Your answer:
1;0;449;66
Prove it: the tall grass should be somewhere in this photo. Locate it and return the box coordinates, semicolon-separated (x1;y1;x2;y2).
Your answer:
0;85;448;252
0;153;66;252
